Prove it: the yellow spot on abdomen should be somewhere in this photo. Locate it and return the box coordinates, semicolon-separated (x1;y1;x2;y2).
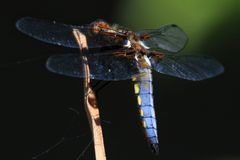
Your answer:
137;96;142;105
142;120;146;128
134;83;140;94
132;76;137;81
139;109;144;117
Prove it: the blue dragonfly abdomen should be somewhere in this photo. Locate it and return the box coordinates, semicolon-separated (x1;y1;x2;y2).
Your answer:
132;69;159;154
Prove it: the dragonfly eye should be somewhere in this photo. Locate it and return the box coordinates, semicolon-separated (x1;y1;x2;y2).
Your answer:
90;20;110;35
96;21;110;29
90;25;101;34
123;39;131;48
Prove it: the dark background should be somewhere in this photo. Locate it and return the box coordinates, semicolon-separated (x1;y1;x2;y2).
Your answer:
1;0;240;160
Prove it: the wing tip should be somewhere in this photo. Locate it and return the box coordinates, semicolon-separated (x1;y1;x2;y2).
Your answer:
191;62;224;81
207;57;225;79
45;56;55;73
16;17;32;31
151;54;225;81
45;54;84;79
184;55;225;81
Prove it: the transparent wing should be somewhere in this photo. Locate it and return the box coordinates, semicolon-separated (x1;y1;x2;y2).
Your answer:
46;53;140;81
137;24;188;53
16;17;119;49
150;55;224;81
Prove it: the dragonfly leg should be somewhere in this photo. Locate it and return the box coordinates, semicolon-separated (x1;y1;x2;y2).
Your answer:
92;81;112;96
92;80;103;89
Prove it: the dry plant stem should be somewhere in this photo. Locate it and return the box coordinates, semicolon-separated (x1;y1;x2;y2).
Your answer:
73;29;106;160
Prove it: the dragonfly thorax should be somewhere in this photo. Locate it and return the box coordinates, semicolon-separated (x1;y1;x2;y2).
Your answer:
134;54;152;69
125;32;150;54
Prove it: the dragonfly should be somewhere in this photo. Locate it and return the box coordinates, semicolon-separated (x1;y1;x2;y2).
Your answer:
16;17;224;155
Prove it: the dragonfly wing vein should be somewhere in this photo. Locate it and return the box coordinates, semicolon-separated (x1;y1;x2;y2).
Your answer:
46;53;140;81
150;55;224;81
137;24;188;53
16;17;117;49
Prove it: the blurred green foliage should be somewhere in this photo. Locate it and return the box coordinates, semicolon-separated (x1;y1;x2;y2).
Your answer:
115;0;240;53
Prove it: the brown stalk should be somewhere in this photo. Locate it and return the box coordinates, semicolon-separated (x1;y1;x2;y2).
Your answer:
73;29;106;160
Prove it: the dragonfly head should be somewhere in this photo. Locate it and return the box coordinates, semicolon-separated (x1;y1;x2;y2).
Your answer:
90;20;111;34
